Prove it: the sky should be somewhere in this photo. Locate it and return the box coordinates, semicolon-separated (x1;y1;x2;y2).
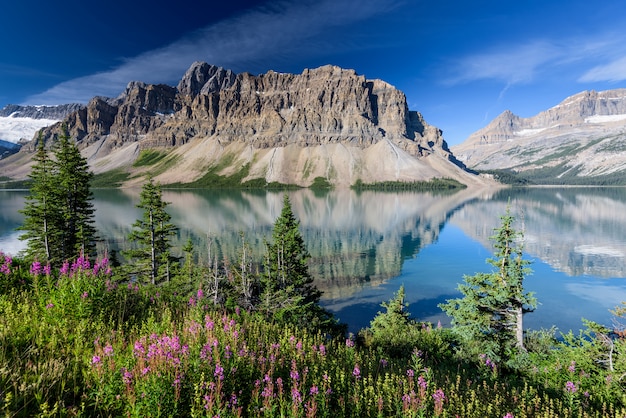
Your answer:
2;0;626;145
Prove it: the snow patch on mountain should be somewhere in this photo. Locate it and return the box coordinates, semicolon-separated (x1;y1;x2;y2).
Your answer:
0;115;59;143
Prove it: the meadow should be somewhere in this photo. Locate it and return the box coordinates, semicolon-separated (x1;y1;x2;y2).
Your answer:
1;250;625;417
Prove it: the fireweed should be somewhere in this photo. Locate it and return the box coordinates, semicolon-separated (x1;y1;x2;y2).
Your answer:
1;254;626;416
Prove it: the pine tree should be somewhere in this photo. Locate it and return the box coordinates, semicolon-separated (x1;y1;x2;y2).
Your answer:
18;134;61;263
260;194;323;326
439;206;537;364
18;128;96;265
125;178;178;284
54;128;97;260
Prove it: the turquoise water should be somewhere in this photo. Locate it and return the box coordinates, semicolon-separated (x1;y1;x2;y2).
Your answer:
2;187;625;334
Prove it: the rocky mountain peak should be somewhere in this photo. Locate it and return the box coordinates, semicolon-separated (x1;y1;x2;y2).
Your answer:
5;62;489;187
451;88;626;182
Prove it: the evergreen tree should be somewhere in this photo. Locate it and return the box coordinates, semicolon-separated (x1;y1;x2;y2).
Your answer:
18;134;61;263
260;194;324;326
125;178;178;284
18;128;96;265
54;128;97;260
439;206;537;364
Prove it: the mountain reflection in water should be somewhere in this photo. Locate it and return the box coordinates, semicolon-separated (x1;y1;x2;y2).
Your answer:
1;186;625;333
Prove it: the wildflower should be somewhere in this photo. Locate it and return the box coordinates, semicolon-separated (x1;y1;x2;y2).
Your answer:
92;355;101;365
568;361;576;373
503;414;514;418
103;344;114;356
188;296;196;306
122;369;133;385
81;291;89;299
310;386;319;395
46;303;54;309
380;358;388;367
353;365;361;379
214;364;225;380
565;381;577;394
345;338;355;348
141;366;150;376
43;264;51;276
59;261;70;275
406;369;415;378
319;344;326;356
30;261;42;276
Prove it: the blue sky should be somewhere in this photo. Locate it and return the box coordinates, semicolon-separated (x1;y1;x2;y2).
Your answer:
2;0;626;145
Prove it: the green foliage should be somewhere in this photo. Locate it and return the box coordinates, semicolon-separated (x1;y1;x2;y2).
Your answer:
310;176;333;189
360;285;452;361
440;205;537;366
91;168;131;188
132;149;169;167
259;195;340;333
1;249;626;416
18;129;97;266
124;177;178;284
352;177;467;192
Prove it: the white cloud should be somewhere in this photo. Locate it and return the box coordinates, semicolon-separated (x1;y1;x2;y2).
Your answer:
446;32;626;87
579;56;626;83
447;40;559;85
26;0;398;105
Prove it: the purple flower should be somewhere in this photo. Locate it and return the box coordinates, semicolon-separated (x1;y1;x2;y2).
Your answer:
103;344;114;356
59;261;70;275
503;414;514;418
406;369;414;378
568;361;576;373
197;288;204;300
353;365;361;378
345;338;355;348
565;381;577;394
43;264;51;276
46;303;54;309
81;291;89;299
310;386;319;395
30;261;42;276
92;355;101;365
122;369;133;385
380;358;388;367
214;364;224;380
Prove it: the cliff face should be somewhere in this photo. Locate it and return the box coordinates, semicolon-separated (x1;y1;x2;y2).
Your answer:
452;89;626;181
16;62;488;187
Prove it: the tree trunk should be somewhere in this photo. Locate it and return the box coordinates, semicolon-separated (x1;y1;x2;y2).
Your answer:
515;305;525;351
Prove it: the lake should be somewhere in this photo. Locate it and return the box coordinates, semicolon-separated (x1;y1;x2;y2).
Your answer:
1;186;626;335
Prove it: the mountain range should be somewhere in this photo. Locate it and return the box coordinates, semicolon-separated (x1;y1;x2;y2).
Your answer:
0;63;488;188
452;89;626;184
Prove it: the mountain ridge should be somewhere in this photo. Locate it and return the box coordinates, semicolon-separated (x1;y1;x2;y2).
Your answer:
2;62;490;188
452;89;626;183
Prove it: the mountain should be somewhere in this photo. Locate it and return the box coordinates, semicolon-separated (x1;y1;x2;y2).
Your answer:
452;89;626;184
2;62;490;187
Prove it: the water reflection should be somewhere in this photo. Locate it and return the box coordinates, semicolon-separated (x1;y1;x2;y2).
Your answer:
2;186;626;332
450;187;626;278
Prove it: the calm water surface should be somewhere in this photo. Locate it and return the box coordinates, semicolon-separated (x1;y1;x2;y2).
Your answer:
1;186;625;334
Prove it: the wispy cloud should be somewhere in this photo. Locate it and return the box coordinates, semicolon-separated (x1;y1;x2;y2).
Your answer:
445;32;626;87
579;56;626;83
26;0;398;105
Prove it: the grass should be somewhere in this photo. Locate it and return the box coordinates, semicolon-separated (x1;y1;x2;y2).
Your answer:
91;168;131;188
1;249;625;417
132;149;170;167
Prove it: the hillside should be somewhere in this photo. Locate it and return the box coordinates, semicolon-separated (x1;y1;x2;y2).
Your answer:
0;63;490;188
452;89;626;184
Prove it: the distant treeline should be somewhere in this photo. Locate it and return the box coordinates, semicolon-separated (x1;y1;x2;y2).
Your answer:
351;177;467;191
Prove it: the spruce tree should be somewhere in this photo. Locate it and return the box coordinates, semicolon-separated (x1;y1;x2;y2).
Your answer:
19;128;96;265
260;194;324;327
54;128;97;260
439;206;537;364
18;134;61;263
125;178;178;284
